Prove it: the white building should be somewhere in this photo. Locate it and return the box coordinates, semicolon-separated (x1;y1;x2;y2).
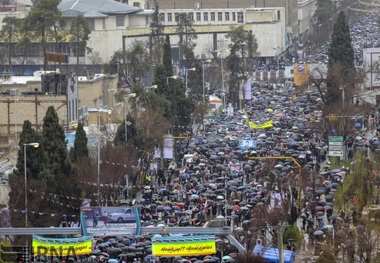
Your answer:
123;7;286;61
0;0;316;69
298;0;317;38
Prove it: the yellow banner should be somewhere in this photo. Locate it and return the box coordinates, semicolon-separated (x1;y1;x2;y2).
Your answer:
294;64;309;86
32;235;92;257
248;120;273;129
152;241;216;257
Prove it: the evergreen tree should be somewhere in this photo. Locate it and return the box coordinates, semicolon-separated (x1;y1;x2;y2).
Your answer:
185;49;204;104
16;120;43;176
127;41;151;82
149;1;164;64
114;113;144;149
162;34;173;77
326;11;355;103
9;120;43;227
39;106;73;186
21;0;62;70
69;122;89;162
154;64;170;96
0;16;20;74
69;14;92;67
176;12;197;66
313;0;335;25
226;45;241;108
226;26;258;107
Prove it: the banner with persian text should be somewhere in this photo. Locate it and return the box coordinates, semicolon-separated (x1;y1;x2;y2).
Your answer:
152;235;216;257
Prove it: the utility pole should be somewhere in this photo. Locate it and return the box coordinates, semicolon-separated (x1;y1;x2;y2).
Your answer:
277;223;286;263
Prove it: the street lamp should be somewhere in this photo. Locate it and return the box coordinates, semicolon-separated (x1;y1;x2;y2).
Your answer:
97;108;101;205
24;142;39;227
166;75;178;86
201;59;212;132
147;85;158;90
340;85;345;109
124;93;136;195
215;49;227;109
185;68;196;97
124;93;137;147
14;99;19;145
239;42;247;78
202;59;212;104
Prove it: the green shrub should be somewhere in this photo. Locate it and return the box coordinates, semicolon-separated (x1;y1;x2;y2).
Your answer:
282;224;302;249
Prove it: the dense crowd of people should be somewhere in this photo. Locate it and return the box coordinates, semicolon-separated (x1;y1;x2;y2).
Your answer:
28;10;380;263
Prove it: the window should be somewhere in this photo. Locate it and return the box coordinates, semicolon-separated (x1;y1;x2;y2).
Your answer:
102;18;106;30
225;12;229;21
204;12;208;21
218;12;222;21
49;43;70;54
68;101;71;122
73;47;85;57
277;10;280;20
88;19;94;30
116;15;124;27
232;12;236;21
159;13;165;22
133;2;140;7
196;12;201;21
175;13;179;22
211;12;215;21
237;12;244;23
168;13;172;22
189;12;194;21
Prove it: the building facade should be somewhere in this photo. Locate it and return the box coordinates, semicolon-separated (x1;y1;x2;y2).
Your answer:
0;0;316;69
0;72;117;138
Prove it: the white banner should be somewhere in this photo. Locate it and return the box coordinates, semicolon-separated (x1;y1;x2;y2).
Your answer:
244;81;252;100
163;135;174;159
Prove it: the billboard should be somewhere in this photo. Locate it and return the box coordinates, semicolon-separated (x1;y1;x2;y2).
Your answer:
363;48;380;88
163;135;174;159
239;139;257;150
152;235;216;257
32;235;92;257
293;64;309;86
80;206;140;236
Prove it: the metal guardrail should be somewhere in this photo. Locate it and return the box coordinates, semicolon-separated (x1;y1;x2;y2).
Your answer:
0;227;232;236
226;235;245;252
0;227;246;254
0;228;81;235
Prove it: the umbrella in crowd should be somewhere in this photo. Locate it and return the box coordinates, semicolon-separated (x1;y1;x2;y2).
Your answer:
33;11;380;262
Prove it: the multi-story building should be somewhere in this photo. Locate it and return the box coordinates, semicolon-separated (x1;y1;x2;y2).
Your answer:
0;71;117;139
0;0;315;71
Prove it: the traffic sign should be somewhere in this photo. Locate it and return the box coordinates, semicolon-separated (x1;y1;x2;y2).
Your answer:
329;145;344;150
328;136;343;142
329;150;343;157
328;136;344;157
329;142;343;146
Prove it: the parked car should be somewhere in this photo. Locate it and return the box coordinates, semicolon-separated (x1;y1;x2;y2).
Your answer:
108;208;135;223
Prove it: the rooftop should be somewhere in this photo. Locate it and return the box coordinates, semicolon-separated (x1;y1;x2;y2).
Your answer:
59;0;141;16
